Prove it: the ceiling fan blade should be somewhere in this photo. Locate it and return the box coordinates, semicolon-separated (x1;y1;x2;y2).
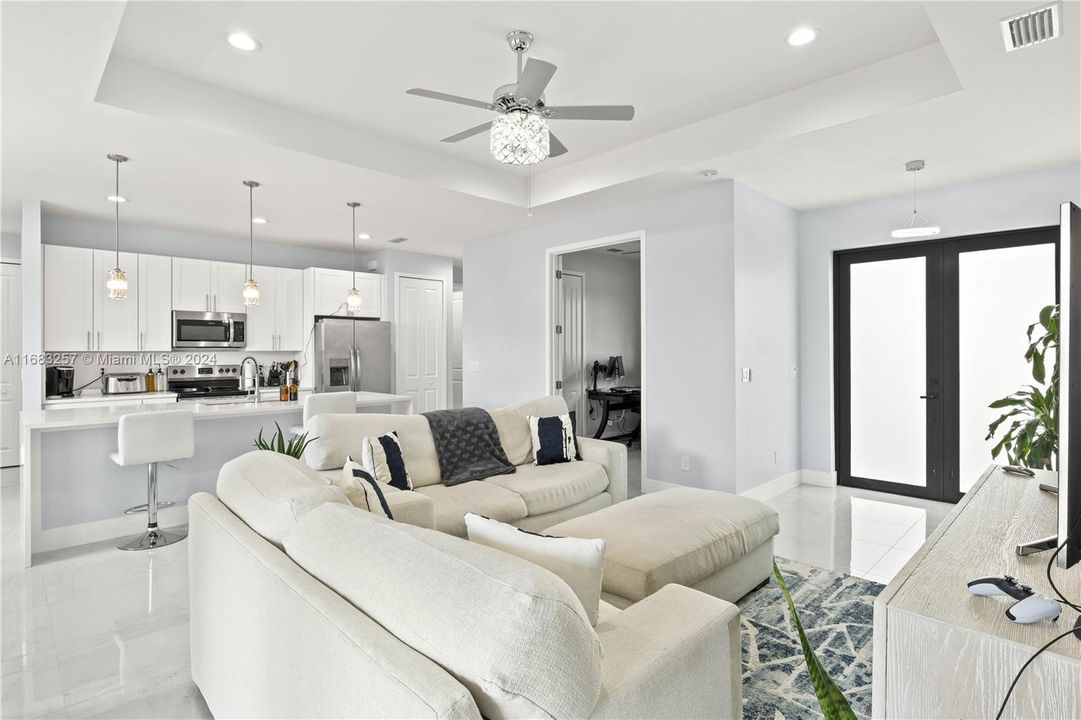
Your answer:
514;58;557;103
441;121;493;143
543;105;635;121
406;88;494;111
548;133;568;158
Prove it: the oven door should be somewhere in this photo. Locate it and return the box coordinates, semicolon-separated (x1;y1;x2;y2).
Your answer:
172;311;246;348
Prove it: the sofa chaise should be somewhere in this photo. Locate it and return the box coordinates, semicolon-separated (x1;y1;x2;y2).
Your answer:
301;396;628;537
190;451;742;719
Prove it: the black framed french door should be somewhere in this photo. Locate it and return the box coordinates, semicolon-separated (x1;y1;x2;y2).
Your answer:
834;227;1058;503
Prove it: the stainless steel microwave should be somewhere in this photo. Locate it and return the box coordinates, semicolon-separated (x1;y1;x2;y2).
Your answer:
172;311;246;349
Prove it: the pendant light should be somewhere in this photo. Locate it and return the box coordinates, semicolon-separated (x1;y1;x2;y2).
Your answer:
345;202;363;313
105;154;129;300
891;160;941;239
242;180;260;306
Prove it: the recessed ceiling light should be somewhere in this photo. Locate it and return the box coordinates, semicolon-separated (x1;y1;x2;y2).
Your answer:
357;232;371;240
226;32;261;52
106;195;127;203
786;27;818;47
251;217;268;224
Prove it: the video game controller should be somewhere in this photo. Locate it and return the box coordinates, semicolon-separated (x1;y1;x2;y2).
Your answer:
967;575;1062;624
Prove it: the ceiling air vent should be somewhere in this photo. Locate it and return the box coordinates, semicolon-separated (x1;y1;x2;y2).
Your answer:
1001;3;1061;52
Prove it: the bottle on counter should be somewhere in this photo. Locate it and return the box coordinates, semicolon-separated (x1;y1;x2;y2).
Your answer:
155;366;166;392
289;373;298;402
145;367;156;393
279;375;289;402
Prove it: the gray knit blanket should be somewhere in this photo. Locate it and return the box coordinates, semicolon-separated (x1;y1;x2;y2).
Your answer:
422;408;516;486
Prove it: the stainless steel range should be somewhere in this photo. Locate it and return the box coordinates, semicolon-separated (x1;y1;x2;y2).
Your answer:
167;364;247;401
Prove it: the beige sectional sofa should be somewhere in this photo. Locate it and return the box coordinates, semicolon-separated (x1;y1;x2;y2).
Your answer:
190;451;742;719
302;396;628;537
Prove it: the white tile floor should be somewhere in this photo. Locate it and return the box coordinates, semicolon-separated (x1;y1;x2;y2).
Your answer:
764;483;955;584
0;460;953;719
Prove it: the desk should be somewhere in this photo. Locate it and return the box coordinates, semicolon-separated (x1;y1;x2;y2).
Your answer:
587;388;641;444
873;465;1081;718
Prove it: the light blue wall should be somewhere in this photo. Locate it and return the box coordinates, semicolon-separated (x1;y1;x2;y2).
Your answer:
464;183;741;490
734;183;800;493
798;163;1081;474
1;232;19;259
41;214;357;270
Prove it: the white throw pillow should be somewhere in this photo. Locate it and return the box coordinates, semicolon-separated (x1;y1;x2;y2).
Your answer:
361;431;413;490
527;413;579;465
339;456;398;519
464;512;606;625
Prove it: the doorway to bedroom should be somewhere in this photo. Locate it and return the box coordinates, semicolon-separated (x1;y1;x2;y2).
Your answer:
547;233;645;497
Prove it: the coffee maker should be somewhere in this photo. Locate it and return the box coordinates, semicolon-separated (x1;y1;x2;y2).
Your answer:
45;366;75;398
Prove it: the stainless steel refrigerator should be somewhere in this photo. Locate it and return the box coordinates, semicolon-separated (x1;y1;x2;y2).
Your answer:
313;318;392;393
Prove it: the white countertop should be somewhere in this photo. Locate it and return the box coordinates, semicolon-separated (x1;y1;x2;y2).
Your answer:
22;390;413;431
45;392;178;407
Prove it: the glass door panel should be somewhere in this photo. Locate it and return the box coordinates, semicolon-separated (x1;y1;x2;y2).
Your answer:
849;257;929;486
958;243;1057;491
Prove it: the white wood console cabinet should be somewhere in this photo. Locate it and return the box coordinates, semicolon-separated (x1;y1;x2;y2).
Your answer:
873;466;1081;719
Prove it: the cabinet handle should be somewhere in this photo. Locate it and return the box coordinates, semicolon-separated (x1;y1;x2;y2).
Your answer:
205;294;209;311
97;331;101;351
140;331;145;351
87;330;91;351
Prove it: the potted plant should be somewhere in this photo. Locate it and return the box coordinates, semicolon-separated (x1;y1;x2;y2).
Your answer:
986;304;1058;469
254;422;319;460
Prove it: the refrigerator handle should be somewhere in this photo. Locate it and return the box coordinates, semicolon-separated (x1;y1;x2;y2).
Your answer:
317;323;328;393
355;347;362;392
351;347;360;392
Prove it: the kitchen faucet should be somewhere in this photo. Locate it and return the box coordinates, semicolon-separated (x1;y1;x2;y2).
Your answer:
240;356;261;405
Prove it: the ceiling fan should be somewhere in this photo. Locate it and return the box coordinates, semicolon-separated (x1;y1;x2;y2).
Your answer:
406;30;635;165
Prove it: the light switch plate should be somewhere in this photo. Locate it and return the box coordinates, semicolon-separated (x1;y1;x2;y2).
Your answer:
741;368;752;383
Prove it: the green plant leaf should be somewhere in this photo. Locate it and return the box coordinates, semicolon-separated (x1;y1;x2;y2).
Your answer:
773;562;857;720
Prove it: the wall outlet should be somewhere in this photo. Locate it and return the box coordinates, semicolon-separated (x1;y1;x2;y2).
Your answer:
773;451;779;465
790;365;798;378
741;368;752;383
680;455;691;472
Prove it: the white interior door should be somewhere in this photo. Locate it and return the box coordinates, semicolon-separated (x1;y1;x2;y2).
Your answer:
1;264;22;466
560;271;587;425
396;276;446;413
452;290;463;408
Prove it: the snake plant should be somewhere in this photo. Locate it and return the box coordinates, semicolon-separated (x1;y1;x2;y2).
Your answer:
254;422;318;459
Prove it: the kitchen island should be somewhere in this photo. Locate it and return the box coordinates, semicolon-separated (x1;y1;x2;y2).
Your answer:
18;390;413;565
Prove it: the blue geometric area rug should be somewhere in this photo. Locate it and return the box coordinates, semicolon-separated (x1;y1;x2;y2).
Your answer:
738;557;884;720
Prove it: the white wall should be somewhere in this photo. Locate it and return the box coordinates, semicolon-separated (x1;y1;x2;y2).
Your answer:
562;250;641;435
464;183;741;490
734;183;800;494
799;163;1081;474
21;202;43;413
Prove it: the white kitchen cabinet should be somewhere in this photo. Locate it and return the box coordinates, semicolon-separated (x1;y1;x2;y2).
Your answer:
138;254;172;351
246;266;304;351
243;266;278;351
172;259;249;313
277;268;304;350
93;250;140;351
305;268;382;318
212;261;249;314
43;245;95;350
172;258;212;312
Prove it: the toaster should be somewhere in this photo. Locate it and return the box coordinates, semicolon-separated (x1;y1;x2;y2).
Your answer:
102;373;148;395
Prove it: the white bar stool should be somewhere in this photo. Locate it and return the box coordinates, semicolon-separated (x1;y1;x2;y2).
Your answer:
288;392;357;436
110;410;195;551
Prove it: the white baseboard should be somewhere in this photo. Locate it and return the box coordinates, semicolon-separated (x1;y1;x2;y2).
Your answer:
801;469;838;487
642;477;682;494
740;470;803;501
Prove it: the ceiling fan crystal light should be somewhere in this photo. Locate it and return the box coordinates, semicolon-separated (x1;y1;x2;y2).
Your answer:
227;32;260;52
786;27;818;46
490;110;549;165
891;160;941;239
242;180;260;306
105;154;129;300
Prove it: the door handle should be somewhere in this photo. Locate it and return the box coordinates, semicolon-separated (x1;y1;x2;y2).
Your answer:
920;394;938;400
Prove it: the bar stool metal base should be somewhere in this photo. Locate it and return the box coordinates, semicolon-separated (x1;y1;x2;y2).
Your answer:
118;461;187;552
118;526;187;551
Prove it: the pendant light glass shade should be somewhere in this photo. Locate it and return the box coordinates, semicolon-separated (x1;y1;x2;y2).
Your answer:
891;160;940;239
106;154;129;300
107;268;128;300
243;181;260;306
490;110;549;165
346;201;362;313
